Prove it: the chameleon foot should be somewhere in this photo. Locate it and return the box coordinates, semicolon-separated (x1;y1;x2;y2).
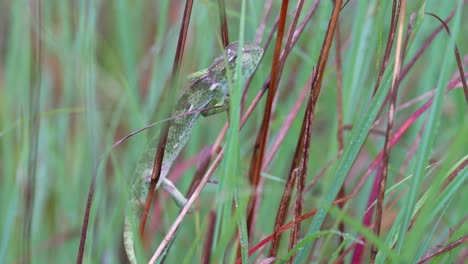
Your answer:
162;178;190;209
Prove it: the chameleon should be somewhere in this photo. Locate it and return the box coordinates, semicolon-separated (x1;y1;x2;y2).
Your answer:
124;41;263;263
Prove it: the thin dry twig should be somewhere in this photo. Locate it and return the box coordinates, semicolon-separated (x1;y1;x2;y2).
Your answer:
417;235;468;264
424;12;468;104
371;1;405;263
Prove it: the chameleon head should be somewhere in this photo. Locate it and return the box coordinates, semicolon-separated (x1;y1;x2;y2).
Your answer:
209;41;263;88
224;41;263;78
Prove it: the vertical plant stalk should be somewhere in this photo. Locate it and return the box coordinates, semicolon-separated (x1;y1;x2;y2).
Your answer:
349;60;466;264
139;0;194;239
260;0;320;168
339;7;463;263
201;211;217;264
254;0;275;44
288;93;313;263
246;0;308;243
268;126;304;256
242;8;278;112
370;1;405;262
247;0;320;170
351;7;457;263
372;0;401;97
350;9;457;203
245;2;321;248
334;5;344;153
292;0;342;261
246;0;289;241
218;0;230;46
332;0;346;258
271;0;343;258
24;1;42;263
263;79;311;168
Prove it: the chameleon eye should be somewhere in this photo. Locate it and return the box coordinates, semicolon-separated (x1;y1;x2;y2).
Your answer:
229;55;238;62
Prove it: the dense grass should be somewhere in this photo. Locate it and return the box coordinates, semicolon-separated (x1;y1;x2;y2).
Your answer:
0;1;466;263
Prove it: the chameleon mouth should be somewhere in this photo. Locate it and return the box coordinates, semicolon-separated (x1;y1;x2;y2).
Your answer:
244;45;264;54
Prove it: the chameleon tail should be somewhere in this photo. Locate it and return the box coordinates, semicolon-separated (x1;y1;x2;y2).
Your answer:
123;217;138;264
123;178;189;264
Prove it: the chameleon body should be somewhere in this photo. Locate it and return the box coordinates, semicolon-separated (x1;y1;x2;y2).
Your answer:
124;42;263;263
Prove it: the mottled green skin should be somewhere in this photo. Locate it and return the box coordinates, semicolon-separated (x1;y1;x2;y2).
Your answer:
124;42;263;263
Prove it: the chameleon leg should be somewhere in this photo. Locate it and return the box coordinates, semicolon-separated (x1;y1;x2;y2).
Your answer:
186;68;209;82
160;96;229;209
201;95;229;117
162;178;188;208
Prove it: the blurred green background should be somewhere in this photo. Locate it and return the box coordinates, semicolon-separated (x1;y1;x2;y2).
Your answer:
0;1;466;263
